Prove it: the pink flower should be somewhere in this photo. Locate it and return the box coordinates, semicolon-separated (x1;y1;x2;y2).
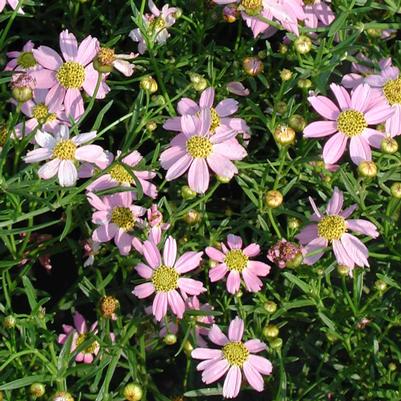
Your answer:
58;312;100;364
82;239;101;267
14;89;68;138
206;234;270;294
303;83;393;165
0;0;24;14
226;81;250;97
132;236;205;321
87;191;146;255
5;41;39;71
23;126;105;187
160;110;247;193
186;296;215;347
303;0;335;28
32;29;110;119
267;239;303;269
83;150;157;198
213;0;305;37
163;87;250;139
296;187;379;272
95;47;138;77
365;65;401;135
191;317;273;398
129;0;177;54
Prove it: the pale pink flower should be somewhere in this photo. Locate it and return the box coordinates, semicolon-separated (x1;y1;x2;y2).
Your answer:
32;29;110;119
296;187;379;273
14;89;68;138
129;0;177;54
267;239;303;269
84;150;157;198
303;83;393;165
0;0;24;14
23;126;105;187
186;296;215;347
95;47;138;77
82;239;101;267
206;234;270;294
213;0;305;37
226;81;250;97
192;317;273;398
5;41;39;71
303;0;335;28
87;191;146;256
160;110;247;193
132;236;205;321
57;312;100;364
163;87;250;139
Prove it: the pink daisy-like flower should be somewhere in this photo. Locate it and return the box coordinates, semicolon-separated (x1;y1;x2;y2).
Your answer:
83;150;157;198
365;65;401;135
87;191;146;256
95;47;138;77
164;87;250;139
213;0;305;37
206;234;271;294
14;89;68;138
303;0;335;28
0;0;24;14
23;126;105;187
5;41;39;71
160;110;247;193
296;187;379;272
32;29;110;119
129;0;177;54
57;312;100;364
192;316;273;398
303;83;394;165
132;236;205;321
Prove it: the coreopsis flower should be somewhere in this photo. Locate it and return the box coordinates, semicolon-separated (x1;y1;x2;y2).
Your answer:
192;317;273;398
129;0;177;54
296;187;379;272
186;296;215;347
32;29;110;119
10;72;35;102
94;47;138;76
160;110;247;193
267;239;303;269
132;236;205;321
341;55;392;89
14;89;68;138
226;81;250;97
23;126;105;187
365;65;401;135
206;234;271;294
5;41;40;71
85;150;157;198
87;191;146;255
57;312;100;364
303;83;393;165
0;0;24;14
163;87;250;139
213;0;305;37
303;0;335;28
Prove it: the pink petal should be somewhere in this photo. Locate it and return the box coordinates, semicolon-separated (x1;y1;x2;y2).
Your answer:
244;339;266;353
330;83;351;109
143;240;161;268
167;290;185;318
64;88;84;119
133;282;155;299
215;99;238;117
349;136;371;165
188;157;210;194
326;187;344;215
322;132;347;164
248;355;273;375
199;87;215;108
243;243;260;257
175;251;203;273
226;270;241;294
223;366;242;399
202;359;230;384
58;160;77;187
60;30;78;61
163;236;177;267
228;316;244;342
307;95;339;120
73;311;87;333
177;98;199;115
303;121;338;138
31;69;57;88
205;246;225;262
227;234;242;249
363;128;385;148
296;224;318;245
340;233;369;267
332;239;355;268
351;84;371;112
178;277;204;296
247;261;270;277
114;230;132;255
77;36;99;66
209;263;228;282
135;262;153;279
153;292;168;321
212;141;247;160
92;224;118;242
303;237;327;265
208;324;229;346
243;361;264;392
242;269;263;292
38;159;61;179
165;154;193;181
207;152;237;179
192;348;224;360
33;46;63;70
346;219;379;238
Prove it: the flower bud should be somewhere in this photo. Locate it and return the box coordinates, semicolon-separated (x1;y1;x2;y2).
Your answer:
183;340;194;354
193;78;208;92
151;95;166;106
11;72;35;103
99;295;119;319
235;289;243;298
388;362;397;371
274;125;296;146
297;78;312;89
140;76;158;93
123;383;143;401
375;279;387;292
265;190;283;208
216;175;231;184
337;264;350;276
278;44;288;54
391;182;401;198
264;301;277;314
257;50;267;60
286;252;303;268
288;217;301;230
289;114;307;132
52;391;74;401
223;4;238;22
3;314;16;328
146;121;157;131
267;239;302;269
280;69;293;81
164;333;177;345
30;383;46;398
269;337;283;350
358;161;377;178
326;332;338;343
381;137;398;154
276;101;287;114
183;210;201;225
180;185;197;200
189;72;203;84
174;7;183;19
242;56;264;76
294;35;312;54
263;324;279;338
93;47;115;73
366;28;382;38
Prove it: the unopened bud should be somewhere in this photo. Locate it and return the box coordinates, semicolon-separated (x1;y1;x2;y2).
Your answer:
389;362;397;371
193;78;208;91
123;383;143;401
183;340;194;354
337;264;350;276
263;324;279;338
243;56;264;76
174;7;183;19
146;121;157;131
52;391;74;401
11;73;35;103
30;383;46;398
274;125;296;146
183;210;201;225
181;185;197;200
3;314;16;328
264;301;277;314
297;78;312;89
276;101;287;114
289;114;306;132
269;337;283;350
366;28;382;38
216;175;231;184
280;69;293;81
381;137;398;154
140;76;158;93
265;190;283;208
223;4;238;22
391;182;401;198
375;279;387;292
294;35;312;54
358;160;377;178
164;333;177;345
288;217;301;230
278;44;288;54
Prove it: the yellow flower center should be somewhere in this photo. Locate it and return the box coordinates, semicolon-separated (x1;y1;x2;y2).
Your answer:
76;333;98;354
109;164;134;185
17;51;37;69
111;207;135;231
303;0;316;5
186;136;212;158
383;78;401;105
32;103;57;124
318;215;346;241
0;126;7;146
52;139;77;160
336;110;367;137
224;249;248;272
100;295;119;318
151;265;179;292
240;0;263;15
222;341;249;367
57;61;86;89
150;17;166;33
210;108;220;133
97;47;115;66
